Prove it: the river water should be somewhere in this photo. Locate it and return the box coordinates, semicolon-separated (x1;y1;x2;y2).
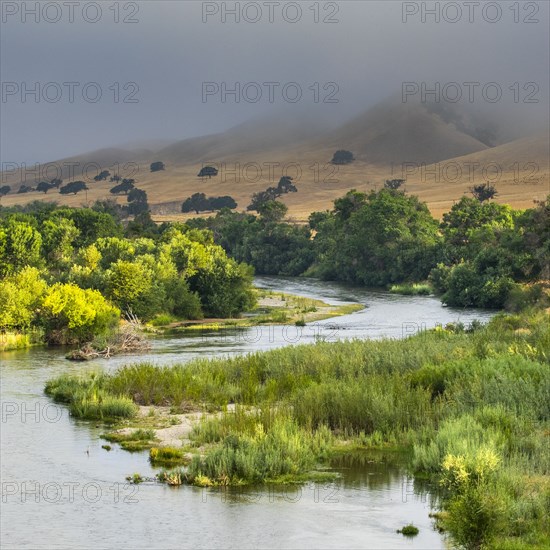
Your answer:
0;277;495;549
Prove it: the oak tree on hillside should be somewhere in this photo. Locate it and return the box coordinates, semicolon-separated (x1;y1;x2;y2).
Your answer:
247;177;297;212
127;188;149;215
470;183;497;203
37;181;56;194
330;150;354;165
59;181;88;195
182;193;209;214
110;179;135;195
384;179;405;190
198;166;219;179
94;171;111;182
182;194;237;214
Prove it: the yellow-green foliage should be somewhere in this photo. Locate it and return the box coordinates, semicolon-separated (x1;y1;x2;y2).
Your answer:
69;391;137;420
42;283;120;343
149;446;187;466
442;447;501;491
46;310;550;546
0;267;47;329
0;330;43;351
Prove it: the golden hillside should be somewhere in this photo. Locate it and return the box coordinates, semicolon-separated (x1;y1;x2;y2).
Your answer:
2;102;548;221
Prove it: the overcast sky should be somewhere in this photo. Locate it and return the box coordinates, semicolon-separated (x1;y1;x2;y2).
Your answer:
1;0;548;164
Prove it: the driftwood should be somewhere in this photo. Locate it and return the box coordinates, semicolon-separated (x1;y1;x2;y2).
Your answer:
67;321;151;361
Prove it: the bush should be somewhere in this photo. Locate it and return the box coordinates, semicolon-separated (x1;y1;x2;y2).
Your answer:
149;447;187;466
41;283;120;344
330;150;354;165
164;278;203;319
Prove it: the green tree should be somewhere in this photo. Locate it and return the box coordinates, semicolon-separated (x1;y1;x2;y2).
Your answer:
0;219;43;276
66;207;123;247
209;196;238;211
41;217;80;267
94;170;110;182
384;179;405;190
333;189;367;220
189;246;255;317
198;166;218;179
257;200;288;222
127;188;149;215
0;267;47;329
37;181;55;193
330;150;354;165
470;183;497;202
110;180;135;195
95;237;135;268
59;181;88;195
106;259;164;320
182;193;209;214
164;277;203;319
240;219;315;276
313;189;440;285
41;283;120;344
276;176;297;194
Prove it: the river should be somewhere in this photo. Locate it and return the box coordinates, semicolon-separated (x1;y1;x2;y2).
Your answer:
0;277;496;549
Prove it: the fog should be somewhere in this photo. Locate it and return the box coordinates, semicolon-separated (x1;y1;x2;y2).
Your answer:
1;1;548;164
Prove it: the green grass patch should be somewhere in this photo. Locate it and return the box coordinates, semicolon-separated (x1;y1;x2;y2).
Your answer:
389;283;432;296
45;309;550;546
0;329;44;351
149;446;188;466
102;428;157;451
397;524;419;536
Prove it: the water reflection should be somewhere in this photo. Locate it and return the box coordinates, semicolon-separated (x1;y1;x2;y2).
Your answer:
0;277;491;549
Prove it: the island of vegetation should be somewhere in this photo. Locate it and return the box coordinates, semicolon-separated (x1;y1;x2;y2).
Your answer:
45;304;549;549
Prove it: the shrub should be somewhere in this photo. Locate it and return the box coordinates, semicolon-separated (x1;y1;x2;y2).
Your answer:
41;283;120;344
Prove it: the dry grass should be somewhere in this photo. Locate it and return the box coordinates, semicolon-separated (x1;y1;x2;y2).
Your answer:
2;121;547;222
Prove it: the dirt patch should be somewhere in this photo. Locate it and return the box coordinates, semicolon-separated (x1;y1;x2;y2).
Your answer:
116;405;236;448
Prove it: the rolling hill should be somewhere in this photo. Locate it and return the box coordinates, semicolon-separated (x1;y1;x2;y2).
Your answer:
1;99;548;220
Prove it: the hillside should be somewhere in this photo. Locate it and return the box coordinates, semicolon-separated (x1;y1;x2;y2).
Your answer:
307;100;490;166
1;101;547;220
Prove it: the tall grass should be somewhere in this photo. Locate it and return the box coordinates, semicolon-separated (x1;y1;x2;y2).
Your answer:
389;283;432;296
45;373;137;420
44;308;550;547
0;329;44;351
187;414;332;485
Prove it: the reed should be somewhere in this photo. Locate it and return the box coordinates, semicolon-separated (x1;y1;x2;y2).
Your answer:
44;309;550;547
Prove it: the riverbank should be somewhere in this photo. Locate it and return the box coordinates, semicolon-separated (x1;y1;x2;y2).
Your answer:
45;307;550;548
0;288;363;353
0;329;44;352
149;288;364;333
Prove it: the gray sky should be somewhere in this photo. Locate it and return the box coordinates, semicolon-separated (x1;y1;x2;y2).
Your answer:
1;0;548;164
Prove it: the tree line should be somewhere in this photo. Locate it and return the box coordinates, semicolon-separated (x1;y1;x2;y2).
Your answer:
0;201;255;344
187;187;549;309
